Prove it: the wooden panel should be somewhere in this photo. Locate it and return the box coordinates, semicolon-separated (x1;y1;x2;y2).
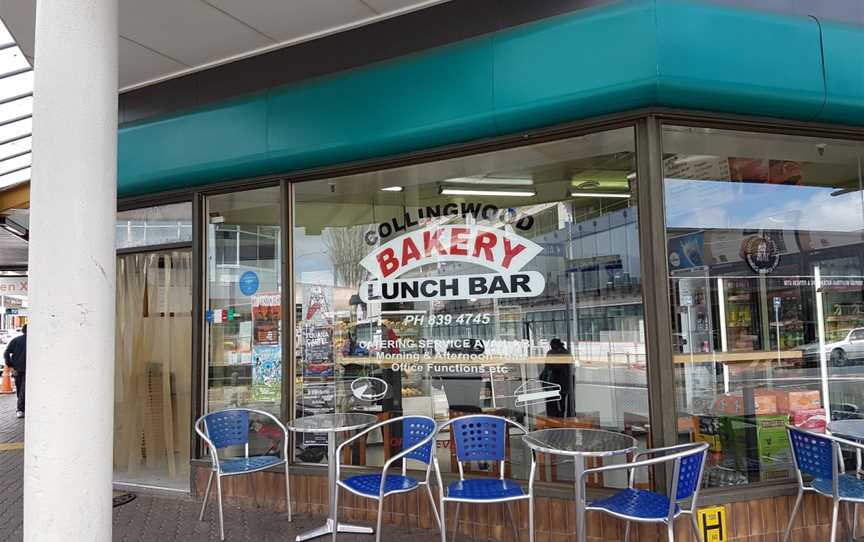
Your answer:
192;465;852;541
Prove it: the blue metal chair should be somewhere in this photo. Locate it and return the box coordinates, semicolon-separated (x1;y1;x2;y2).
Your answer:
434;414;535;542
333;415;439;542
195;408;292;540
784;426;864;542
581;442;708;542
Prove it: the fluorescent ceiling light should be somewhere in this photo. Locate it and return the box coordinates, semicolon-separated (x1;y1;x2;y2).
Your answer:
444;176;533;186
570;191;631;199
380;186;404;192
441;187;536;197
0;216;27;241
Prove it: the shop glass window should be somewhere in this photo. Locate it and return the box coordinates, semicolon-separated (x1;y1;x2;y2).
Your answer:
114;249;193;491
205;186;283;434
663;125;864;489
116;202;193;249
292;128;649;485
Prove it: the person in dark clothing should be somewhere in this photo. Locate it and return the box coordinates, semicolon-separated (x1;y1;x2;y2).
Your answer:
542;338;571;418
3;325;26;418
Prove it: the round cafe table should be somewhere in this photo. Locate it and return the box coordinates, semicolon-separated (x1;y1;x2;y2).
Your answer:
523;428;636;542
828;419;864;442
827;419;864;540
286;412;379;542
828;419;864;474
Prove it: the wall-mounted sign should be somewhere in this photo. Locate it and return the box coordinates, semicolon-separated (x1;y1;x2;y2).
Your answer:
2;296;23;308
239;271;259;296
0;278;27;296
358;225;545;303
741;236;780;274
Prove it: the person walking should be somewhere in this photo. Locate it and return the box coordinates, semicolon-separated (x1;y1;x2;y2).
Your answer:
3;325;26;418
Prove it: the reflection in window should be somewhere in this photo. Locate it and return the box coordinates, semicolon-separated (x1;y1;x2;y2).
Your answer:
664;125;864;488
293;128;649;486
116;202;193;250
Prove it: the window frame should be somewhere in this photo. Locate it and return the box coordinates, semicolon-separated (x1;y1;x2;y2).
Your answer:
116;109;864;505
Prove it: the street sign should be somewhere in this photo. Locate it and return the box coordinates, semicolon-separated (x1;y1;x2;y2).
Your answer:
773;297;781;308
697;506;727;542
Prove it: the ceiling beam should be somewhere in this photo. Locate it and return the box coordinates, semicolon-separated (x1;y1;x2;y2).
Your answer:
0;181;29;212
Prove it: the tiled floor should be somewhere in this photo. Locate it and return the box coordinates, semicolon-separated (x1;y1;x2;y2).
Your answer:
0;393;461;541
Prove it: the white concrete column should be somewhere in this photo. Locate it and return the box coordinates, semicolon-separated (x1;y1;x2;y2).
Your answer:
25;1;118;540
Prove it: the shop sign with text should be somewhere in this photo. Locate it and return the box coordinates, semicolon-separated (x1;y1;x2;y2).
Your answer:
0;278;27;295
359;225;545;302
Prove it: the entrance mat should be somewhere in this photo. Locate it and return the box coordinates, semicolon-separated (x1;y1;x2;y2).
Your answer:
112;492;137;508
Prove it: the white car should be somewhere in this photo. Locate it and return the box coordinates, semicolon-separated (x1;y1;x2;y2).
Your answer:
801;328;864;366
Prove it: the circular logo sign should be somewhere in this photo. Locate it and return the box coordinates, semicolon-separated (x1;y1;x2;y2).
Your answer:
742;236;780;275
239;271;260;296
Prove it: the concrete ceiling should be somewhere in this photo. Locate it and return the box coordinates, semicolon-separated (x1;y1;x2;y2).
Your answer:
0;0;451;91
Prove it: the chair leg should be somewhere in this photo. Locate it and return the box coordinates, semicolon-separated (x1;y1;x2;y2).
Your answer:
425;484;442;530
440;500;447;542
506;502;520;542
830;500;840;542
285;462;292;523
783;488;804;542
376;497;385;542
332;485;339;542
451;502;461;542
199;471;214;522
216;474;225;541
624;521;631;542
854;503;860;540
690;513;703;542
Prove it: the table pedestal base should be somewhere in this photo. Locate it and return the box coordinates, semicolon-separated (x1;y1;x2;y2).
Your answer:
295;518;374;541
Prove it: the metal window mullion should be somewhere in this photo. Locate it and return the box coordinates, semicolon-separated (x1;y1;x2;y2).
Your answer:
636;116;677;495
281;179;295;459
192;192;206;467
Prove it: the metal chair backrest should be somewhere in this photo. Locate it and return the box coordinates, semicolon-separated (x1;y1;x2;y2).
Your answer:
204;410;250;450
452;415;506;463
788;426;835;481
674;446;707;502
402;416;436;464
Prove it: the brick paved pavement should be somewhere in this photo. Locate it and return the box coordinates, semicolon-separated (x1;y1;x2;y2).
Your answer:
0;394;462;541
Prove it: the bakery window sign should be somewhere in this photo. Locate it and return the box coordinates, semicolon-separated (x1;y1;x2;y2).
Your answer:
359;224;546;303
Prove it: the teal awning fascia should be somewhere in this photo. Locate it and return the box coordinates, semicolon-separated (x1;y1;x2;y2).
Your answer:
118;0;864;197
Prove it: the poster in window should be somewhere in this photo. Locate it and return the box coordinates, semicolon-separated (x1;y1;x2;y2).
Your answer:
252;345;281;402
252;292;281;346
301;382;335;446
302;285;335;377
